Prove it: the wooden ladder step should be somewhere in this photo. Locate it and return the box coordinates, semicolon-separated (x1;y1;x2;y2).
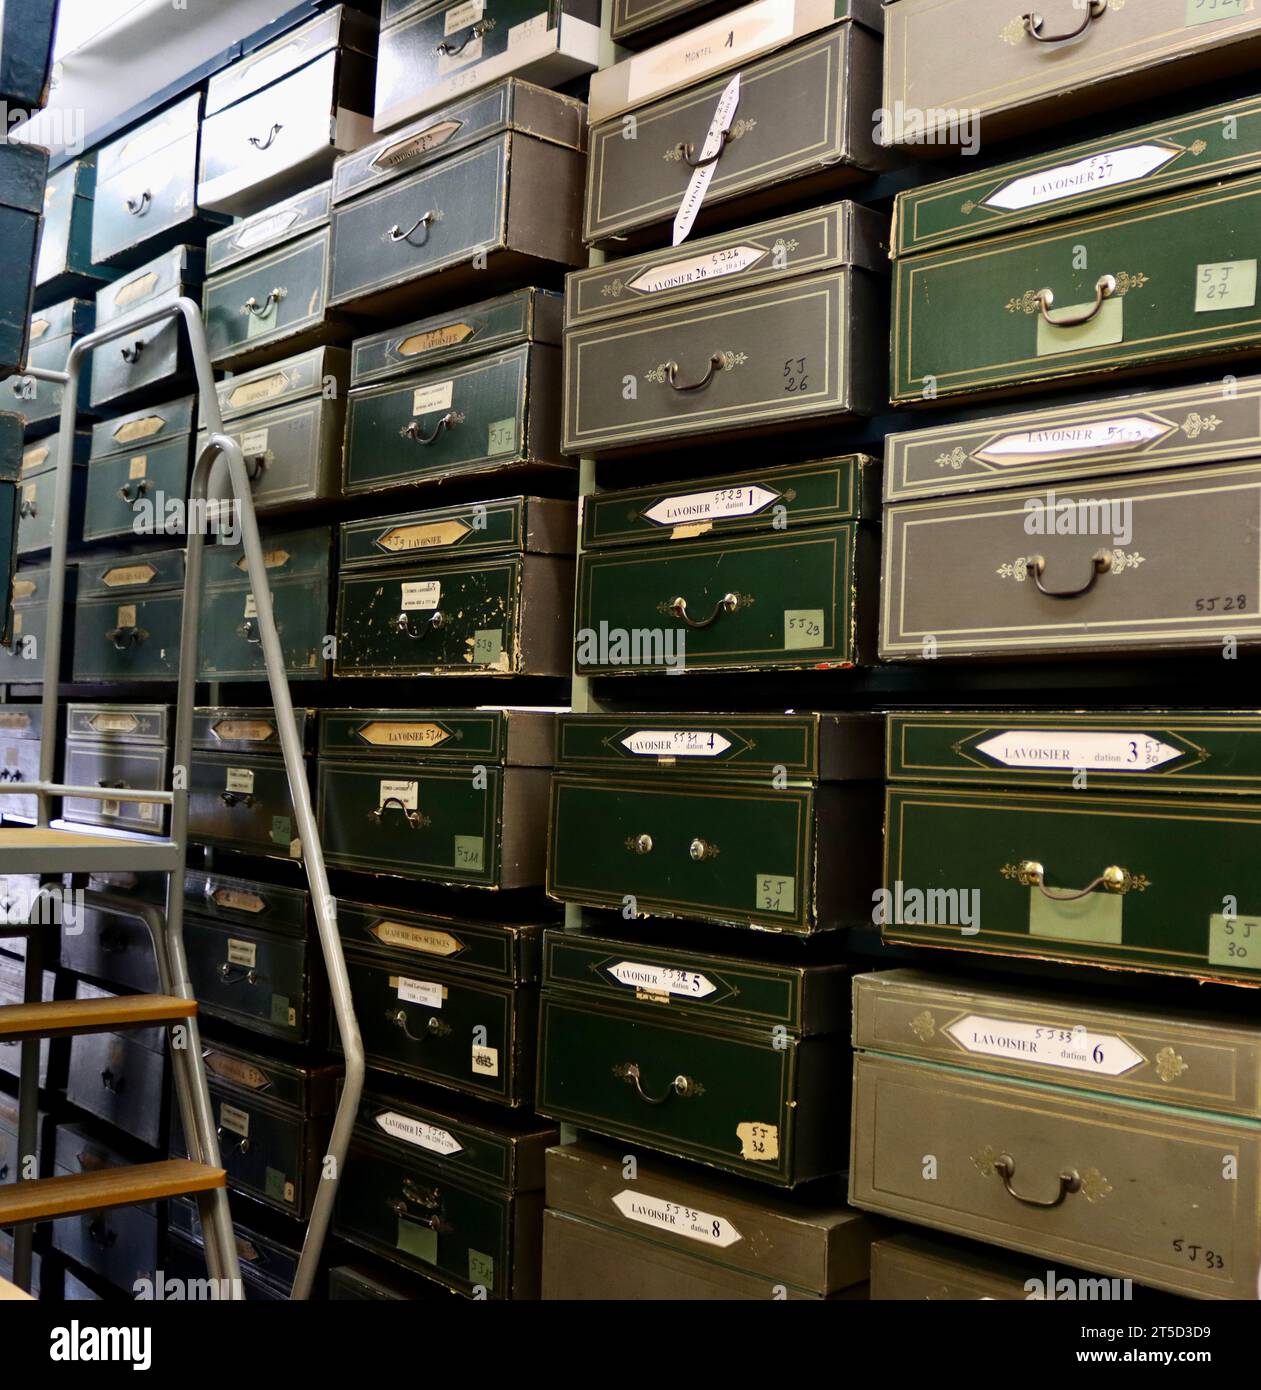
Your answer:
0;1160;225;1227
0;993;197;1041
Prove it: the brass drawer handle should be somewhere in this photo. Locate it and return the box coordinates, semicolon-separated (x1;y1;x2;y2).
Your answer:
120;340;145;364
665;352;728;392
396;610;445;638
1003;859;1149;897
1035;274;1116;327
18;498;37;518
100;1068;125;1094
117;478;152;503
993;1153;1081;1208
105;625;147;650
242;288;286;319
435;19;493;54
244;453;268;481
673;132;729;168
215;1126;251;1155
627;833;653;855
1024;0;1105;43
237;618;267;645
668;593;740;629
219;962;260;986
125;191;151;216
386;211;437;245
248;123;283;150
389;1009;451;1043
220;790;256;809
401;412;456;445
689;837;719;862
387;1200;451;1236
1024;550;1112;598
613;1062;704;1104
369;796;425;829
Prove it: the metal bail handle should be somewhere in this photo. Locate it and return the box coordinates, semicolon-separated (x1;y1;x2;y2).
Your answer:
435;18;493;54
993;1153;1082;1208
389;1009;450;1043
243;289;285;319
669;592;740;628
1024;0;1106;43
1035;274;1116;327
613;1062;703;1104
220;790;257;809
666;352;728;392
1025;550;1113;597
674;130;729;168
117;478;152;503
219;962;260;985
125;191;151;216
248;123;283;150
1009;859;1141;899
401;412;456;446
216;1127;251;1155
397;610;445;638
369;796;422;829
386;211;437;244
105;625;146;650
120;340;145;364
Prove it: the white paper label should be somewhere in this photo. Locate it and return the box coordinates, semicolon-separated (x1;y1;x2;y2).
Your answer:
397;977;443;1008
227;939;257;968
612;1189;743;1247
971;416;1174;466
626;0;792;104
374;1110;463;1155
508;12;548;46
412;381;454;415
643;484;777;528
243;593;258;619
620;730;732;758
673;72;740;246
471;1044;499;1077
1195;258;1258;312
233;209;300;251
606;961;717;999
219;1103;250;1138
401;580;441;612
241;428;269;456
975;730;1183;771
380;779;418;810
983;144;1182;212
626;245;767;297
945;1014;1145;1076
438;35;482;72
225;767;254;793
445;0;484;33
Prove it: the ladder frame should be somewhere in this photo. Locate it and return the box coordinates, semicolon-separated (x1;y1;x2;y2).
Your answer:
3;296;362;1300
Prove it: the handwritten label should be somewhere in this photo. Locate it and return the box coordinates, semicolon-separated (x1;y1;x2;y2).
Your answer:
1185;0;1248;25
472;629;503;665
357;721;451;748
471;1044;499;1076
627;245;767;298
468;1250;494;1290
971;416;1174;465
620;730;731;758
755;873;795;915
455;835;484;871
643;485;776;528
983;144;1182;213
1195;259;1257;312
975;730;1183;771
509;13;548;47
377;521;472;552
1208;913;1261;970
128;456;148;480
736;1121;778;1162
944;1014;1145;1075
241;428;269;457
487;417;516;453
374;1110;463;1155
606;961;717;999
612;1189;742;1247
370;121;463;172
784;609;824;650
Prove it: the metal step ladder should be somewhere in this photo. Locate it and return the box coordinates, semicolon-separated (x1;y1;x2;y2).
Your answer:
0;298;362;1300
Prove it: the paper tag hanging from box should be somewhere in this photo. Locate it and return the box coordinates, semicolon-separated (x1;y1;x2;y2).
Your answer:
672;72;741;247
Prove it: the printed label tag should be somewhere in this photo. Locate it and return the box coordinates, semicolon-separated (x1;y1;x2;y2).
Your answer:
116;605;137;629
233;211;303;254
736;1122;778;1162
468;1250;494;1290
213;888;265;913
983;144;1182;212
228;373;289;408
412;380;454;414
219;1103;250;1138
89;713;139;733
975;730;1183;771
241;428;269;456
374;1110;463;1155
377;521;472;552
471;1044;499;1077
1035;297;1123;356
243;593;258;619
626;0;792;105
1028;889;1123;944
380;779;418;810
673;72;741;246
358;721;450;748
225;767;254;794
643;484;777;527
445;0;484;33
1207;913;1261;969
755;873;795;915
128;455;148;480
612;1189;743;1247
620;730;731;758
370;121;463;171
944;1014;1145;1075
971;416;1174;465
606;961;717;999
1195;259;1257;312
455;835;485;871
396;977;444;1008
227;939;257;968
401;580;441;611
370;921;462;957
627;246;767;298
784;609;824;650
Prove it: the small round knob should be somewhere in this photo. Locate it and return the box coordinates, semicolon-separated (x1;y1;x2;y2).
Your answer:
1018;860;1044;886
1101;865;1127;893
633;834;653;855
689;838;711;862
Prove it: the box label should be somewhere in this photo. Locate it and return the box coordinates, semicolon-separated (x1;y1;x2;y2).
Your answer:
472;629;503;666
627;245;768;298
620;730;732;758
455;835;485;871
396;976;444;1008
984;144;1182;213
370;121;462;172
971;416;1174;465
508;13;549;47
643;484;777;528
611;1189;743;1247
1195;259;1257;312
755;873;795;915
243;592;258;619
376;520;472;552
736;1121;778;1162
412;380;454;415
219;1103;250;1138
468;1250;494;1290
1028;888;1123;943
1207;913;1261;969
374;1110;463;1156
128;455;148;480
380;779;418;810
225;767;254;794
226;938;257;968
626;0;792;105
784;609;824;650
944;1013;1145;1075
974;730;1183;771
369;920;462;957
606;960;717;999
445;0;484;33
401;580;441;611
1185;0;1248;24
241;428;269;456
471;1044;499;1077
1035;297;1123;356
487;417;516;453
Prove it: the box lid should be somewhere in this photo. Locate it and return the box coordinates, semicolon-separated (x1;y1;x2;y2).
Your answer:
184;870;308;935
66;704;171;746
566;202;886;328
192;707;315;752
338;900;540;983
893;93;1261;260
27;297;94;345
0;142;50;216
77;548;185;598
586;0;879;124
581;455;876;550
332;78;585;205
202;1038;339;1116
350;288;562;387
97;94;202;182
318;708;554;766
205;4;378;116
554;712;882;782
0;705;41;739
97;245;205;326
853;969;1261;1120
201;526;331;588
215;346;349;421
90;397;197;460
546;1139;873;1295
543;926;847;1033
884;375;1261;502
886;710;1261;796
353;1083;557;1192
340;496;574;568
206;183;331;275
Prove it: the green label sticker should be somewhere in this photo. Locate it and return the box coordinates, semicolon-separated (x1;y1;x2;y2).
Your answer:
1185;0;1247;25
454;834;484;871
472;628;503;665
784;609;825;650
487;418;516;454
1208;913;1261;969
264;1166;288;1203
1029;888;1123;943
397;1217;438;1265
270;815;291;846
1195;259;1257;313
1035;297;1123;357
270;994;291;1027
468;1249;495;1290
755;873;795;915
